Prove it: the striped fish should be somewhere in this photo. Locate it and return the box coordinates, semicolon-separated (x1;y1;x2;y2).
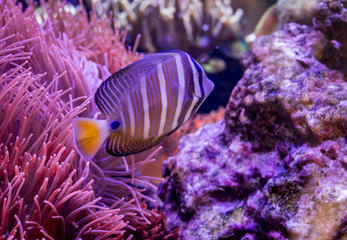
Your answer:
73;50;214;160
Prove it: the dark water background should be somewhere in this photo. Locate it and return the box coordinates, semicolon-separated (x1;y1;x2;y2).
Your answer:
199;48;243;113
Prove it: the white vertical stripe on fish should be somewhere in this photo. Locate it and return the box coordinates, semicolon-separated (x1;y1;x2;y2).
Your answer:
172;53;185;127
97;89;112;115
116;137;121;154
125;95;136;136
95;95;109;115
109;79;122;104
183;95;200;123
157;63;167;136
152;71;162;135
147;71;158;137
111;135;116;154
119;107;126;134
101;83;116;115
163;60;175;132
105;80;119;108
107;134;112;153
95;91;106;115
186;53;202;97
115;75;127;93
120;134;125;153
140;77;150;138
133;89;143;137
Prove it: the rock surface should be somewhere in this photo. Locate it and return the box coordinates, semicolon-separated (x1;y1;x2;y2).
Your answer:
225;23;346;150
313;0;347;75
159;17;347;240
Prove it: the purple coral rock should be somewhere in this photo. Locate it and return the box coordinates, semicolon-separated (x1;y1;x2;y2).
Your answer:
224;23;346;150
313;0;347;42
159;20;347;240
313;0;347;74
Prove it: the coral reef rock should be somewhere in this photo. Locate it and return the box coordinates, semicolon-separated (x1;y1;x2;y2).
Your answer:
313;0;347;76
159;22;347;240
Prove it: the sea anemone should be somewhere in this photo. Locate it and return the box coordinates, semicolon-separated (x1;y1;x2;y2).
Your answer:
0;45;127;239
0;0;166;239
2;0;142;115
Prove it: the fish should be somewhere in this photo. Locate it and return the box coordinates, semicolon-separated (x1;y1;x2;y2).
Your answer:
73;50;214;160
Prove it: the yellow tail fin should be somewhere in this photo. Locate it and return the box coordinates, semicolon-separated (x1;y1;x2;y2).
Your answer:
73;118;109;160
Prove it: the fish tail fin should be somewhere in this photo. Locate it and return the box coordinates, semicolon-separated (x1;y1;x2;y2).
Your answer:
73;118;109;160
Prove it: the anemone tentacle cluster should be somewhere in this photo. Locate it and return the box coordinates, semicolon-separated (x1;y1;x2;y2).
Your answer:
0;0;169;239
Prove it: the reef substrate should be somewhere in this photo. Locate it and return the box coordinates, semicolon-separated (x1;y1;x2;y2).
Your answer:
159;1;347;239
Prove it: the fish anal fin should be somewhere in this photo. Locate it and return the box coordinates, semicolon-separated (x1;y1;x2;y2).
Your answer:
106;133;164;156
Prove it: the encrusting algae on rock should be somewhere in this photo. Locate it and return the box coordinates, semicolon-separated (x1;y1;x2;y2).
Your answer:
159;1;347;239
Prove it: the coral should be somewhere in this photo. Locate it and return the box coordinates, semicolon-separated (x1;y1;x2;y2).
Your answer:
313;0;347;75
248;0;347;73
313;0;347;43
0;0;171;239
159;22;347;239
159;121;287;239
225;23;346;150
94;0;243;59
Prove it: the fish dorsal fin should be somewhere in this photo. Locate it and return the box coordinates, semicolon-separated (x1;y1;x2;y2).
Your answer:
105;132;164;156
94;51;179;117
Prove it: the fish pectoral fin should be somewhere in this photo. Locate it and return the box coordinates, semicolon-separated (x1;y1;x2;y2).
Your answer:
73;118;109;160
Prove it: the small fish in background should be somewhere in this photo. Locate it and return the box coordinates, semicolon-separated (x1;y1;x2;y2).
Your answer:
73;50;214;160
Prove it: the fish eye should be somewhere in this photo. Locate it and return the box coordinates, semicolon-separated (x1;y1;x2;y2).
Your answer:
110;120;121;130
